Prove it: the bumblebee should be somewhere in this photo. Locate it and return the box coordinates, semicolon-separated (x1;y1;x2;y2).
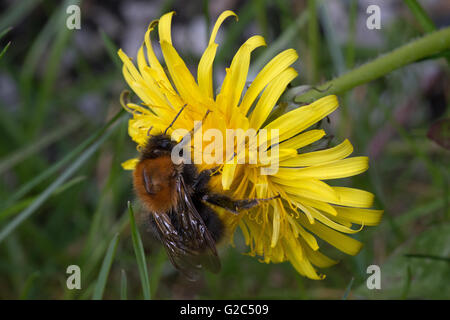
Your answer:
132;110;278;280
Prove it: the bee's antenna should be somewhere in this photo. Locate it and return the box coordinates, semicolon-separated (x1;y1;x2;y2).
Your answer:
146;126;154;137
164;104;187;135
202;109;212;122
190;109;211;136
178;109;212;148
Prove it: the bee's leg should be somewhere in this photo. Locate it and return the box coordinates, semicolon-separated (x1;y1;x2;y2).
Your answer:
202;193;280;214
193;166;220;190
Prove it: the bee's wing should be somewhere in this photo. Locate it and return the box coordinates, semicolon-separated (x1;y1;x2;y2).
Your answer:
151;176;221;280
177;176;221;273
151;211;202;281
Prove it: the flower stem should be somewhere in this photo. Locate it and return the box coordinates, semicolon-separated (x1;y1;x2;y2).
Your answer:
295;27;450;103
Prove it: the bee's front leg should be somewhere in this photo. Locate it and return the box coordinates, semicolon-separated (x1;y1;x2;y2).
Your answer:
202;193;280;214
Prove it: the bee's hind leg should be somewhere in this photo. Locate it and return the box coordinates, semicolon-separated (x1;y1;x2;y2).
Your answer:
202;193;280;214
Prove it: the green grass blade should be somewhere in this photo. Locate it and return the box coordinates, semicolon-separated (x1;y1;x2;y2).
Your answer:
0;122;118;243
346;0;357;69
307;0;319;83
401;265;412;299
19;271;40;299
150;249;167;298
0;26;12;40
128;201;151;300
120;269;127;300
99;30;122;70
341;277;354;300
404;254;450;262
250;10;308;75
20;6;61;95
0;26;12;60
320;1;346;75
29;0;81;136
92;233;119;300
3;109;125;209
0;41;10;60
403;0;450;64
0;0;42;31
403;0;436;33
0;119;81;175
76;212;129;300
0;176;86;222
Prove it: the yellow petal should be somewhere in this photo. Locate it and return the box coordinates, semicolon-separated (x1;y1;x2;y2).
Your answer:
123;103;152;115
249;67;298;129
121;158;139;170
158;11;175;45
271;203;281;247
160;41;208;105
288;194;337;216
272;177;339;202
262;95;339;144
287;215;319;250
216;35;266;117
301;238;338;268
276;156;369;180
332;187;375;208
208;10;238;45
143;22;175;92
239;220;251;246
299;204;362;234
332;206;384;226
279;129;326;150
221;163;237;190
197;43;218;99
283;237;324;279
118;49;144;83
297;214;363;256
280;139;354;167
241;48;299;115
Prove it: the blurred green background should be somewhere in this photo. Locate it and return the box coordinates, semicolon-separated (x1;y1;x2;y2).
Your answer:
0;0;449;300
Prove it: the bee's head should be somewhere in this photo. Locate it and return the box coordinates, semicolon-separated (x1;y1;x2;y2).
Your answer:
141;134;175;159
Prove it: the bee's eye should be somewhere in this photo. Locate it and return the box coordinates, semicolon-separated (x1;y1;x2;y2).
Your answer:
160;140;171;149
152;150;162;156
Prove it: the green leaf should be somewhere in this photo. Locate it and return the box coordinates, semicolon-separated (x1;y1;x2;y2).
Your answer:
354;223;450;299
128;201;151;300
92;233;120;300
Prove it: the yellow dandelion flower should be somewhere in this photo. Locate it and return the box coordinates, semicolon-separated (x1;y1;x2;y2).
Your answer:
119;10;383;280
